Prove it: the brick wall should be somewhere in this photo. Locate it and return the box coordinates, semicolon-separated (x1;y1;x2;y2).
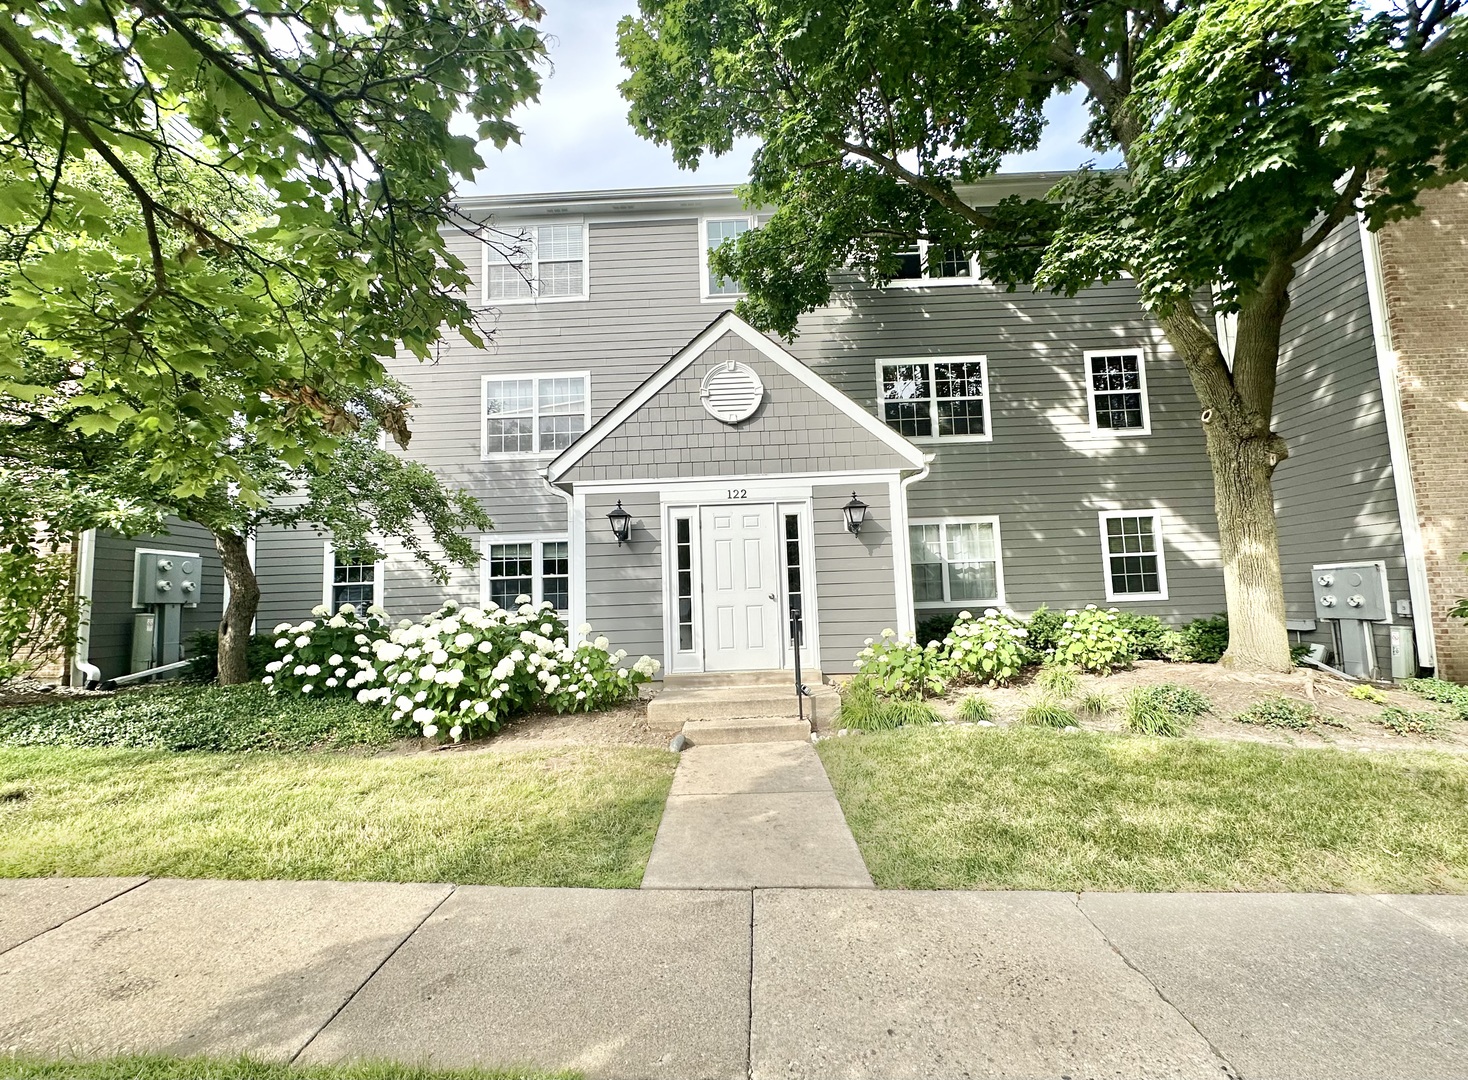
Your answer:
1377;183;1468;680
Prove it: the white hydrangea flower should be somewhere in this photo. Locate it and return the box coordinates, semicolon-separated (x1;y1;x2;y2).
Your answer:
265;660;282;674
325;677;339;688
338;603;358;615
274;637;289;649
477;641;493;653
262;675;274;685
422;723;438;738
327;653;342;666
617;668;628;679
305;664;321;676
311;604;330;617
414;690;427;703
450;725;463;742
418;663;437;680
474;700;490;715
328;615;347;628
273;622;292;634
293;664;306;676
395;695;413;711
294;635;310;648
302;684;313;694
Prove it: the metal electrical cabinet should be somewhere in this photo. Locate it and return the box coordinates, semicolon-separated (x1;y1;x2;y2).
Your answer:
130;550;203;673
1311;561;1390;680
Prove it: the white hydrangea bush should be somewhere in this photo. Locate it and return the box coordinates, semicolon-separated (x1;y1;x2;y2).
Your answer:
356;599;660;741
261;604;392;697
1051;604;1133;672
944;608;1032;685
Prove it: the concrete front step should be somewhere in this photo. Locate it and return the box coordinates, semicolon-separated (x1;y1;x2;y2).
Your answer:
662;669;823;691
679;716;813;746
647;682;841;731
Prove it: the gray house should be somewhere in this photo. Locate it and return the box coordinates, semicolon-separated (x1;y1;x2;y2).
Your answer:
72;173;1454;686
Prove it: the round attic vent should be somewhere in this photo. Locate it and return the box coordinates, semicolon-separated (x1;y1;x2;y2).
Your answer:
700;360;765;424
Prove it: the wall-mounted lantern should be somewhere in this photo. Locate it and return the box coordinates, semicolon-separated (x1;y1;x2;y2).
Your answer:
842;492;869;537
607;500;633;547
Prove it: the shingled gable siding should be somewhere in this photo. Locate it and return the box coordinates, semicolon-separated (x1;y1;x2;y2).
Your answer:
88;521;224;681
812;484;898;671
582;490;663;663
1272;219;1412;662
559;330;915;483
784;278;1225;623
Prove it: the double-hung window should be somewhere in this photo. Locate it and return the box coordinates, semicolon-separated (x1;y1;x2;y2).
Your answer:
877;356;990;441
482;537;570;613
483;223;588;303
323;543;382;611
910;518;1004;607
701;216;753;298
891;240;980;285
482;372;590;457
1099;511;1168;600
1085;349;1150;434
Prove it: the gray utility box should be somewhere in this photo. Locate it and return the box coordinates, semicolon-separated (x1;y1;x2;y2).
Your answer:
1311;562;1389;680
133;551;203;608
1312;562;1389;623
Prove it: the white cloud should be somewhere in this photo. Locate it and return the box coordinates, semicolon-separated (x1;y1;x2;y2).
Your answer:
464;4;1118;196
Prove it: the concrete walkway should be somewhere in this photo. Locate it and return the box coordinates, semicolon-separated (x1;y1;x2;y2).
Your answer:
2;879;1466;1079
641;741;872;889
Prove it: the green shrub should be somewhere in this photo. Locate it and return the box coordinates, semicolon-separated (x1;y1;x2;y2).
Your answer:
944;608;1033;685
1051;606;1133;672
1110;613;1187;661
0;683;411;752
855;630;954;698
358;602;658;739
1181;614;1229;663
1402;677;1468;720
1375;706;1444;738
915;611;961;648
1348;684;1388;704
1122;683;1210;737
265;604;393;697
1024;606;1066;653
1233;695;1330;731
184;630;276;683
1035;663;1080;698
956;693;995;722
1078;690;1113;717
1019;696;1077;729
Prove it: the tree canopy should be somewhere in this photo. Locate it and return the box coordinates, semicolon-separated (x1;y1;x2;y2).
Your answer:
1;0;546;500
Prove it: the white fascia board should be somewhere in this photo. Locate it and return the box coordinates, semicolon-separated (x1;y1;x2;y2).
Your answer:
1358;216;1435;667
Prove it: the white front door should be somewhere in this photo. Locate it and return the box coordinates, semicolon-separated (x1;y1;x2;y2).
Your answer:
699;503;781;671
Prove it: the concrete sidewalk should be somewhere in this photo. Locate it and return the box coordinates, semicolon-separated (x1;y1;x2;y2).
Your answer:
2;879;1466;1079
642;741;872;889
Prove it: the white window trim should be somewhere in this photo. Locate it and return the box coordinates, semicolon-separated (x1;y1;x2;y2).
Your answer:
699;215;755;302
322;540;385;611
480;221;589;306
886;240;983;288
1097;510;1169;602
875;355;993;444
481;371;592;461
1084;348;1152;436
909;516;1006;609
480;534;570;612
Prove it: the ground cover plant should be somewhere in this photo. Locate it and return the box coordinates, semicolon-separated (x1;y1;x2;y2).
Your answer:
1018;696;1076;729
1376;707;1445;739
0;1057;574;1080
1404;678;1468;720
1233;695;1339;732
817;725;1468;892
0;744;676;887
956;693;995;723
0;684;409;752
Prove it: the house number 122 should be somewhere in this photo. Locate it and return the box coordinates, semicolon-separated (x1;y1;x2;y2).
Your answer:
727;488;748;499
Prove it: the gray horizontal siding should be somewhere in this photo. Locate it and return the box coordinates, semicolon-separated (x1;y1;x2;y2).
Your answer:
88;520;224;681
583;491;664;665
1273;220;1410;662
254;523;326;629
813;484;898;671
565;330;915;482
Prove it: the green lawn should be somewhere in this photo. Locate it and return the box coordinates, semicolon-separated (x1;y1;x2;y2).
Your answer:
0;744;676;887
0;1057;574;1080
818;726;1468;892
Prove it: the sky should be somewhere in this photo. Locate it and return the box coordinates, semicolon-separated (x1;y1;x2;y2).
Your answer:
463;0;1108;197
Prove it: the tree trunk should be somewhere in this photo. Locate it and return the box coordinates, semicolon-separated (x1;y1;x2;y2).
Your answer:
1156;306;1294;673
214;530;260;685
1202;422;1293;671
